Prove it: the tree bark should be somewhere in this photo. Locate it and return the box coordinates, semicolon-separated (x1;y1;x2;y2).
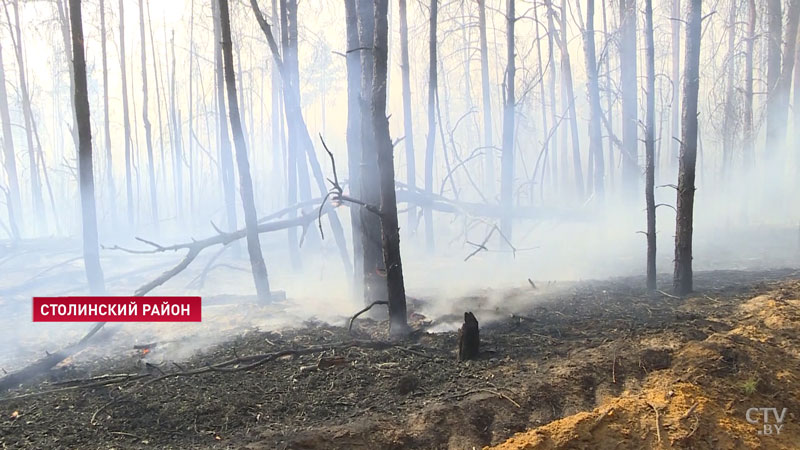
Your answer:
372;0;409;337
500;0;515;238
357;0;387;306
620;0;638;197
398;0;416;235
424;0;437;252
69;0;106;294
477;0;494;199
119;0;134;227
344;0;364;300
137;0;159;230
99;0;115;227
584;0;604;201
674;0;702;296
645;0;656;291
212;0;238;233
218;0;272;301
0;41;21;238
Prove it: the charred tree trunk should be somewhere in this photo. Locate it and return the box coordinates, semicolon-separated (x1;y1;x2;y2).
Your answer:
357;0;387;306
344;0;364;297
584;0;604;201
620;0;638;197
500;0;515;238
99;0;115;226
398;0;416;235
137;0;159;230
119;0;134;227
212;0;238;233
372;0;409;337
478;0;494;199
645;0;656;291
424;0;438;252
743;0;755;168
0;41;21;237
69;0;106;294
458;312;479;361
673;0;702;296
218;0;272;301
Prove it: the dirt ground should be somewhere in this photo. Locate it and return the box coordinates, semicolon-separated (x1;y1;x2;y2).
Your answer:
1;268;799;449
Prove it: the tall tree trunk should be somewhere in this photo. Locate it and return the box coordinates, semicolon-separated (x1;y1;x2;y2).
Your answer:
146;0;167;190
357;0;387;305
99;0;115;226
620;0;638;197
645;0;656;291
170;31;184;221
398;0;416;235
0;41;21;237
69;0;106;294
584;0;604;201
119;0;134;227
674;0;702;296
212;0;238;233
372;0;408;337
477;0;494;198
545;0;558;192
602;0;613;188
500;0;515;238
345;0;365;300
138;0;159;230
424;0;437;252
54;0;79;155
533;1;549;199
554;0;583;199
765;0;782;157
188;0;196;221
767;0;800;152
721;1;737;174
218;0;272;301
7;0;44;227
271;0;284;211
743;0;755;168
671;0;681;174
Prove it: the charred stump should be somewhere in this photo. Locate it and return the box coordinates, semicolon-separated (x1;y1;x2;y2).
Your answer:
458;312;480;361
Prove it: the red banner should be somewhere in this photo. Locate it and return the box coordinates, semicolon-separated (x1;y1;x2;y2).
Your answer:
32;297;202;322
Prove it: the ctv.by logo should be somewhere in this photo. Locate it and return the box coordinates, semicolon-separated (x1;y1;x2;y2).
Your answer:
746;407;788;435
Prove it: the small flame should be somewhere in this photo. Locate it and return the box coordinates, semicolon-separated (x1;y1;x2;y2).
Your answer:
141;348;150;356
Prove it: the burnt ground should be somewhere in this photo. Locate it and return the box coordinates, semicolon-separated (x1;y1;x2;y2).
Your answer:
1;268;799;449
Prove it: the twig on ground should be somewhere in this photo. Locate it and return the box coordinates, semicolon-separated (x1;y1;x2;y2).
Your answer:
647;401;662;443
348;301;389;332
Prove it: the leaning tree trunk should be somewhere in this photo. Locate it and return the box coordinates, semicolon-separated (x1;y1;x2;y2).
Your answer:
69;0;106;294
212;0;238;233
619;0;638;198
477;0;494;199
398;0;416;235
0;41;21;238
424;0;437;252
218;0;272;301
137;0;159;231
500;0;515;239
119;0;134;227
584;0;604;201
99;0;115;226
674;0;702;296
344;0;364;300
357;0;387;306
645;0;656;291
372;0;409;337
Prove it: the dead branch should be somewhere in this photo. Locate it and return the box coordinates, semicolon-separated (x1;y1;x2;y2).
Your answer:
348;301;389;331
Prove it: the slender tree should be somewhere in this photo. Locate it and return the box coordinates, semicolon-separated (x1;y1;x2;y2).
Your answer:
218;0;272;301
99;0;115;226
0;41;21;237
119;0;134;226
372;0;408;336
619;0;638;196
645;0;656;290
674;0;702;295
424;0;437;251
743;0;755;167
500;0;515;237
398;0;416;234
721;1;737;173
137;0;159;230
69;0;106;294
584;0;604;200
477;0;494;198
169;31;184;220
766;0;800;151
671;0;681;172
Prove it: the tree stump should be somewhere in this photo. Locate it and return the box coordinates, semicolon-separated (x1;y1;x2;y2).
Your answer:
458;312;480;361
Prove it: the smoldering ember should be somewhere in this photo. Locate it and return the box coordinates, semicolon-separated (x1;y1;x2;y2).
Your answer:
0;0;800;448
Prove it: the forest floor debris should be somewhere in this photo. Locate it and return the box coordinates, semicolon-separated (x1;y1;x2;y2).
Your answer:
1;268;799;449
